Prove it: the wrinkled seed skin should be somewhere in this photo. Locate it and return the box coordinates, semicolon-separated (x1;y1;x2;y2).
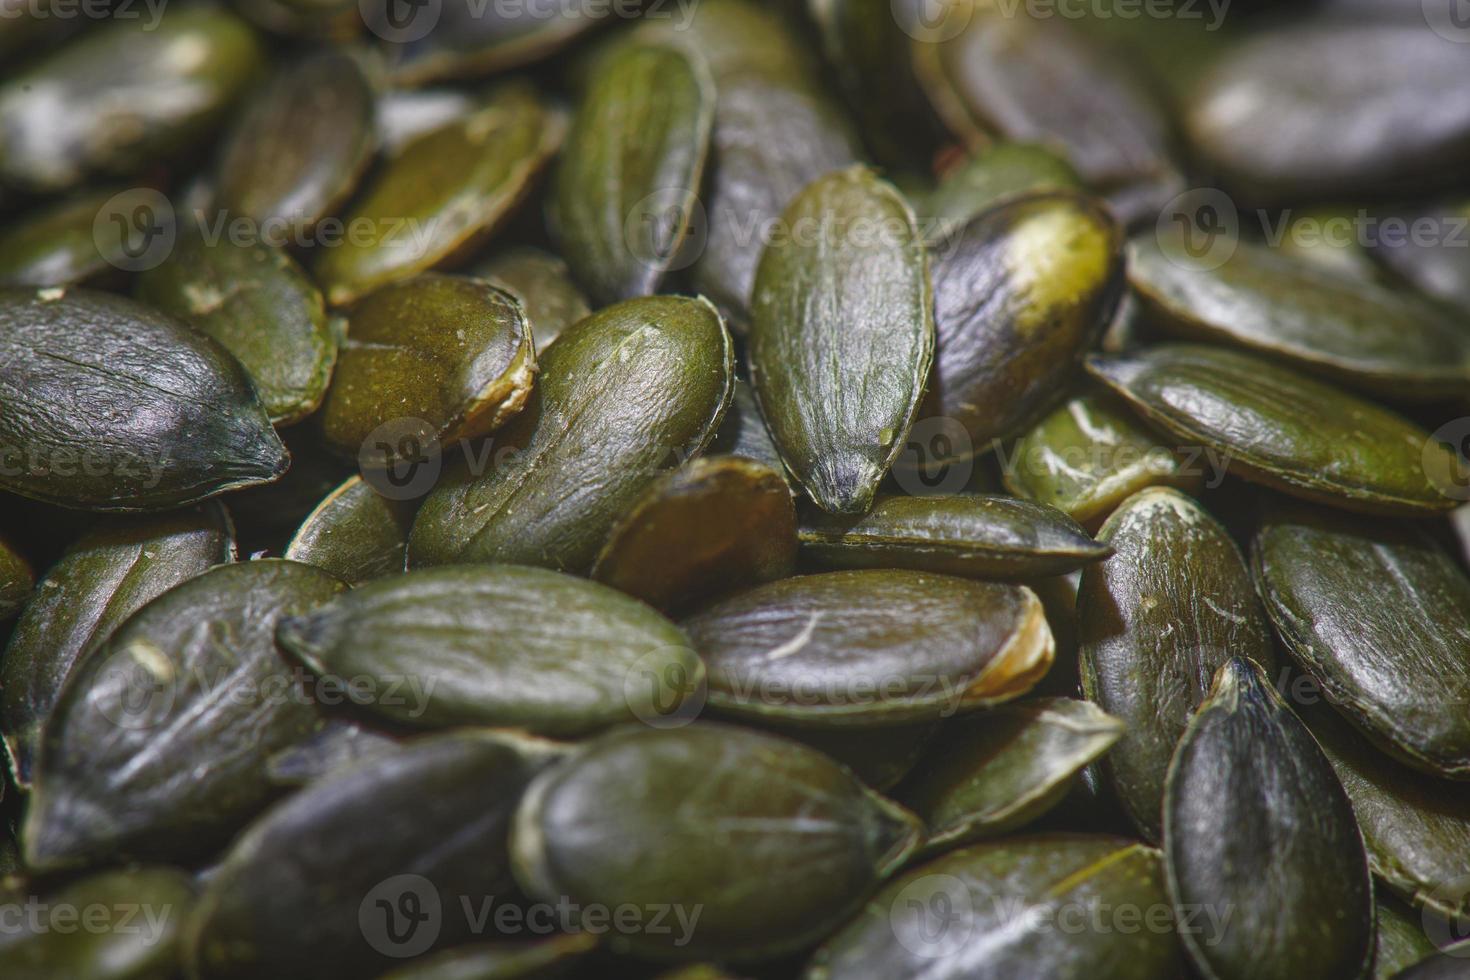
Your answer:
1163;657;1373;980
0;288;288;511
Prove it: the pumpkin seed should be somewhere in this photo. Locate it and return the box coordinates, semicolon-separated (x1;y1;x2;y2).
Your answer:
550;40;714;305
1077;486;1277;840
213;47;377;233
375;934;599;980
186;730;568;980
1391;944;1470;979
1130;234;1470;400
134;234;337;426
682;569;1053;726
1373;896;1437;980
0;867;195;980
471;247;590;350
314;83;563;307
1302;696;1470;922
1087;344;1460;516
750;166;933;514
510;723;922;960
913;3;1181;217
592;456;795;613
378;88;477;155
0;533;31;626
641;0;861;325
924;143;1084;230
320;274;535;465
383;0;607;86
806;835;1180;979
1163;657;1374;980
756;718;939;792
264;718;403;788
0;288;287;511
1185;23;1470;204
912;191;1123;464
226;425;352;556
408;295;733;572
277;564;701;735
284;475;416;584
0;10;263;194
1255;506;1470;780
0;188;128;288
1003;388;1203;529
0;502;234;788
1372;202;1470;315
23;559;347;870
799;493;1110;580
899;697;1124;851
707;379;787;479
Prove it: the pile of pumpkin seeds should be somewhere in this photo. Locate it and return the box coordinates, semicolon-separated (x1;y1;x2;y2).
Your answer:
3;0;1470;977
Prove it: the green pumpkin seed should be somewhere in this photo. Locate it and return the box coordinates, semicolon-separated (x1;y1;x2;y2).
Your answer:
912;191;1123;464
806;835;1180;979
0;288;287;511
708;378;787;479
408;295;734;572
320;274;535;465
134;234;337;426
0;188;129;288
1255;507;1470;780
899;698;1124;851
0;867;194;980
1302;695;1470;922
0;10;263;194
375;934;599;980
755;718;939;791
277;564;701;735
284;475;415;584
0;531;32;623
0;503;234;788
683;569;1054;726
750;166;933;514
226;425;352;556
1185;24;1470;204
1163;657;1374;980
1130;234;1470;400
378;88;476;154
642;0;861;325
1373;896;1437;980
924;143;1084;230
913;5;1180;216
1087;344;1460;516
24;559;347;870
1003;388;1203;528
314;83;562;307
264;718;403;788
213;48;376;232
471;247;590;350
799;493;1110;580
186;730;568;980
510;723;922;960
592;456;796;613
1372;202;1470;315
1390;944;1470;979
1078;487;1277;840
384;0;607;86
550;40;714;305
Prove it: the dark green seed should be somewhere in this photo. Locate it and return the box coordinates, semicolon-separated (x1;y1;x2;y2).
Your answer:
284;475;416;584
277;564;701;735
1078;487;1277;841
1163;657;1373;980
924;143;1083;230
0;503;234;788
753;718;939;792
0;530;33;624
592;456;796;614
899;697;1124;851
134;234;337;426
1087;344;1461;516
510;723;922;961
683;569;1054;726
471;246;590;351
806;835;1180;979
319;274;535;464
707;378;788;481
799;493;1111;580
0;188;129;288
374;935;599;980
1390;943;1470;979
385;0;608;86
550;40;714;305
750;166;933;514
264;718;403;788
1372;896;1437;980
0;10;263;194
408;295;734;572
24;559;347;870
0;288;287;511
